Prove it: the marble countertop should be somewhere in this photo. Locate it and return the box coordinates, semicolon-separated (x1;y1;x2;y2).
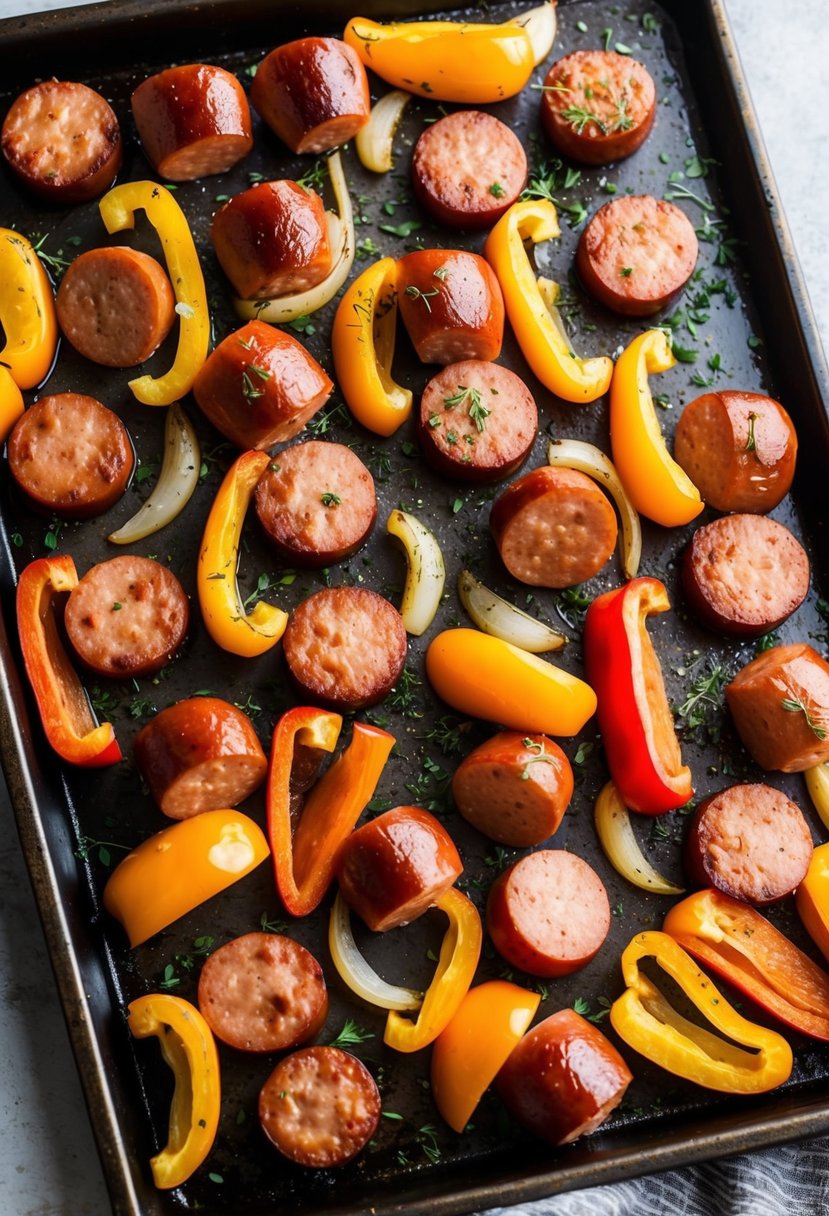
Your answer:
0;2;827;1213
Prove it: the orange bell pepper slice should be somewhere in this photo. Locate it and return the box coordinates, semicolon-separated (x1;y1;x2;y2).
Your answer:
796;843;829;963
0;227;58;390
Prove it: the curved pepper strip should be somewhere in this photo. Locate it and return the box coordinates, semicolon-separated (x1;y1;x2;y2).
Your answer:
16;556;121;767
0;365;24;444
484;200;613;404
331;256;412;436
128;994;220;1189
99;181;210;405
610;931;792;1094
610;328;703;527
663;888;829;1042
267;706;395;917
796;843;829;964
805;763;829;832
584;577;692;814
343;17;534;104
197;450;289;657
0;227;58;389
384;887;482;1053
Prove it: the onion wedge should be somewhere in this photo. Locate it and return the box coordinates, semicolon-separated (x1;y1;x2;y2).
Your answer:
594;781;685;895
806;764;829;833
458;568;566;653
387;508;445;636
547;437;642;579
505;0;557;66
108;402;199;544
234;150;354;324
356;89;412;173
329;892;423;1011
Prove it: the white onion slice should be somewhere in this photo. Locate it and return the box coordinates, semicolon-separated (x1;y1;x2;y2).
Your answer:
505;0;557;66
387;508;446;636
547;438;642;579
108;402;200;544
356;89;412;173
458;568;566;653
234;150;355;324
594;781;685;895
806;764;829;833
329;892;423;1011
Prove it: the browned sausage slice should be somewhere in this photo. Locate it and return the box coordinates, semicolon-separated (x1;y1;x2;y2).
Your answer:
576;195;698;315
133;697;267;819
682;514;810;637
412;111;527;230
64;556;189;678
282;587;407;711
56;247;175;368
7;393;134;519
726;643;829;772
254;440;376;566
397;249;505;364
486;850;610;977
684;783;813;905
1;80;121;204
540;50;656;165
259;1047;380;1167
490;466;617;588
419;360;537;483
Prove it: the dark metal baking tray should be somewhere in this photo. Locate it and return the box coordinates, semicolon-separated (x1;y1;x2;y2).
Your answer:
1;1;829;1213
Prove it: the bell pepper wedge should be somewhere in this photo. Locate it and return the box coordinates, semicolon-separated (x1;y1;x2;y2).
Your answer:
430;979;540;1132
16;556;122;767
0;227;58;389
197;449;289;657
610;328;703;527
663;888;829;1042
584;577;692;815
343;16;534;104
805;763;829;832
267;706;395;917
796;843;829;964
484;199;613;404
384;887;482;1053
99;181;210;405
128;994;220;1189
610;931;792;1094
103;809;269;946
331;256;412;436
0;364;24;445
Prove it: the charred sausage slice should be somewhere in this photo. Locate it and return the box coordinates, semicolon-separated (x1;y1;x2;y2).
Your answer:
540;50;656;165
726;643;829;772
397;249;505;364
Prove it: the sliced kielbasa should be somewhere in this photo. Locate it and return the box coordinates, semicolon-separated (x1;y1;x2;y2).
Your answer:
725;643;829;772
540;50;656;165
397;249;505;364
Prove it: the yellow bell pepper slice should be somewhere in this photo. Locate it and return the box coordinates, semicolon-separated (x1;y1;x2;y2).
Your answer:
0;227;58;389
128;994;220;1189
805;763;829;832
484;199;613;404
197;450;289;657
610;329;703;527
331;256;412;436
0;365;24;444
796;843;829;964
99;181;210;405
344;17;534;104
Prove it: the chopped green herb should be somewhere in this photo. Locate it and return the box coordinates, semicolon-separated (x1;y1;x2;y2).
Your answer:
404;283;439;312
320;491;342;507
620;266;633;277
744;411;758;453
329;1019;375;1049
379;219;422;238
781;697;827;740
489;181;506;198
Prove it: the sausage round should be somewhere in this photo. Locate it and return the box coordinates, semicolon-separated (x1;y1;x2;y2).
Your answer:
131;63;252;180
725;643;829;772
133;697;267;819
540;50;656;165
56;247;175;368
1;80;121;204
411;111;527;230
487;850;610;977
673;390;798;513
496;1009;632;1146
451;732;573;848
192;319;333;450
335;805;463;931
254;440;376;566
250;37;370;154
490;466;617;588
211;181;332;300
198;933;328;1052
64;556;189;678
259;1047;380;1167
418;360;537;483
682;514;809;637
282;587;407;711
7;393;134;519
576;195;698;316
684;783;813;905
397;249;505;364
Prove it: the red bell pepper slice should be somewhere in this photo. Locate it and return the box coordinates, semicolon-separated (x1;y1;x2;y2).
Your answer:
267;706;395;917
16;556;122;767
584;576;692;815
